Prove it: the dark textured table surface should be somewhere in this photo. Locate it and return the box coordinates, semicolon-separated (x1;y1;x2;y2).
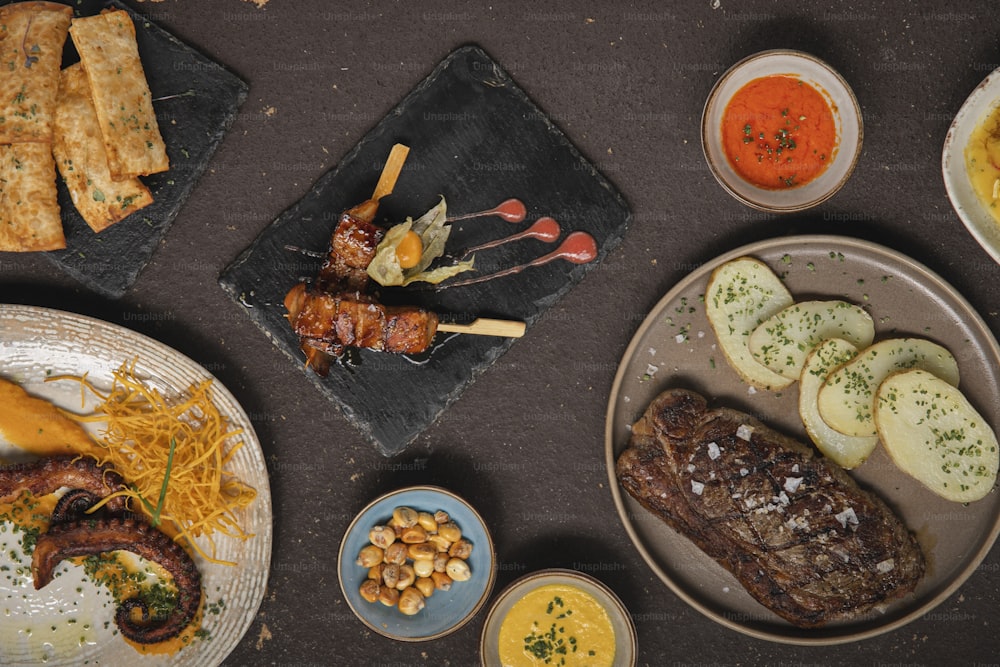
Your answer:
1;1;998;665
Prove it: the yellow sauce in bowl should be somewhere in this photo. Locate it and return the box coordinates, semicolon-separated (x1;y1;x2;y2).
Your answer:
964;105;1000;224
497;583;616;667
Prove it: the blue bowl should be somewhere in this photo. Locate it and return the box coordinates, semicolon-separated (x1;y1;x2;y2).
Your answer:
338;486;496;641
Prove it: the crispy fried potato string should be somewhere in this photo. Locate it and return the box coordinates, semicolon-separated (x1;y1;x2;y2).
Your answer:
50;360;256;566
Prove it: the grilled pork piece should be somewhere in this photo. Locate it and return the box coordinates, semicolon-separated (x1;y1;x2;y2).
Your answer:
286;284;438;356
315;199;383;293
616;388;924;628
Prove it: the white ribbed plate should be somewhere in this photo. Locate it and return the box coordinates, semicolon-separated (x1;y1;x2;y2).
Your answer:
942;64;1000;266
0;305;272;666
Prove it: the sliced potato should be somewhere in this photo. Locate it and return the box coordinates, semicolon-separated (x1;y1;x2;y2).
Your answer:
705;257;795;390
749;300;875;379
799;339;879;468
875;369;999;503
817;338;959;437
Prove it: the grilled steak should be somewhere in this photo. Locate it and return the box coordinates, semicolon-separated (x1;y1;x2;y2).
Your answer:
616;388;924;628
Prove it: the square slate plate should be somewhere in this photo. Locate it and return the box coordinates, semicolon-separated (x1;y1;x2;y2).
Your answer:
4;0;248;298
219;45;630;456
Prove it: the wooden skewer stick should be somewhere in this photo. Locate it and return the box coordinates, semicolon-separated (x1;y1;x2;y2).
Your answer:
436;318;526;338
343;143;410;225
371;143;410;201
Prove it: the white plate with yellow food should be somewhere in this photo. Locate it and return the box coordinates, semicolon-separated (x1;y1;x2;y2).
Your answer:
479;568;636;667
0;304;272;667
943;66;1000;265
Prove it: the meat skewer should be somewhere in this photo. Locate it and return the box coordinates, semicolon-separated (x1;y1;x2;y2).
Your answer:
286;284;527;359
285;284;438;357
284;144;524;372
313;143;409;293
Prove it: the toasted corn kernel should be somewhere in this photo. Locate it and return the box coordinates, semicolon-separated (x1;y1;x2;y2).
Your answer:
426;534;452;552
408;543;437;561
437;521;462;542
417;511;438;532
433;552;449;573
368;525;395;549
382;563;400;589
433;510;450;524
391;506;418;528
413;558;435;578
378;585;399;607
397;587;425;616
367;563;385;581
356;545;384;568
359;579;380;603
384;542;408;565
396;564;416;590
431;571;453;591
400;525;428;544
415;576;436;598
445;557;471;582
448;538;473;560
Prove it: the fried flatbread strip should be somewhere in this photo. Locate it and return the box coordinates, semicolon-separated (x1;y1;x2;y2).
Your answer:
0;141;63;251
69;9;168;180
0;2;73;143
53;63;152;232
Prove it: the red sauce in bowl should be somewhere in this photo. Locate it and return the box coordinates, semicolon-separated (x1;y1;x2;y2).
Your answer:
721;75;838;190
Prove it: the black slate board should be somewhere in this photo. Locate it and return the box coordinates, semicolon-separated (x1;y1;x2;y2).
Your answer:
219;45;630;456
0;0;248;298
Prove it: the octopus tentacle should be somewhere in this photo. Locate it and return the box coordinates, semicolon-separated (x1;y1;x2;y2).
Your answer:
0;456;127;514
49;488;102;524
31;516;202;644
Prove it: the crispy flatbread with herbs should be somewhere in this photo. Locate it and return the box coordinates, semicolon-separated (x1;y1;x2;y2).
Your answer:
0;141;63;251
53;63;153;232
69;9;168;180
0;1;73;143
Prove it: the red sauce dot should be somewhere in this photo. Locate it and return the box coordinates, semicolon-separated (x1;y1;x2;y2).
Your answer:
551;231;598;264
494;198;527;223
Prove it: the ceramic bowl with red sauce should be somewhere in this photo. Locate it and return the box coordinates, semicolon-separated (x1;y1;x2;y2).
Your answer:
702;49;863;213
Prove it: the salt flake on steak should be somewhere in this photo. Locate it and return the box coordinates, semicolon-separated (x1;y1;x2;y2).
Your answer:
835;507;859;530
784;476;803;493
876;558;895;573
707;442;722;459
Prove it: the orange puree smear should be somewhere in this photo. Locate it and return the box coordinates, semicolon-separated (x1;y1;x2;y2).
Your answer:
0;378;103;458
0;492;58;535
721;75;838;190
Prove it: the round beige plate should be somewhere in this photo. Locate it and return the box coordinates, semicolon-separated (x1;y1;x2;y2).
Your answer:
0;305;272;666
605;235;1000;645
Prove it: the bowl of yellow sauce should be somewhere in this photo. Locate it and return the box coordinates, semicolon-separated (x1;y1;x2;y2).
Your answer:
479;569;636;667
943;65;1000;266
